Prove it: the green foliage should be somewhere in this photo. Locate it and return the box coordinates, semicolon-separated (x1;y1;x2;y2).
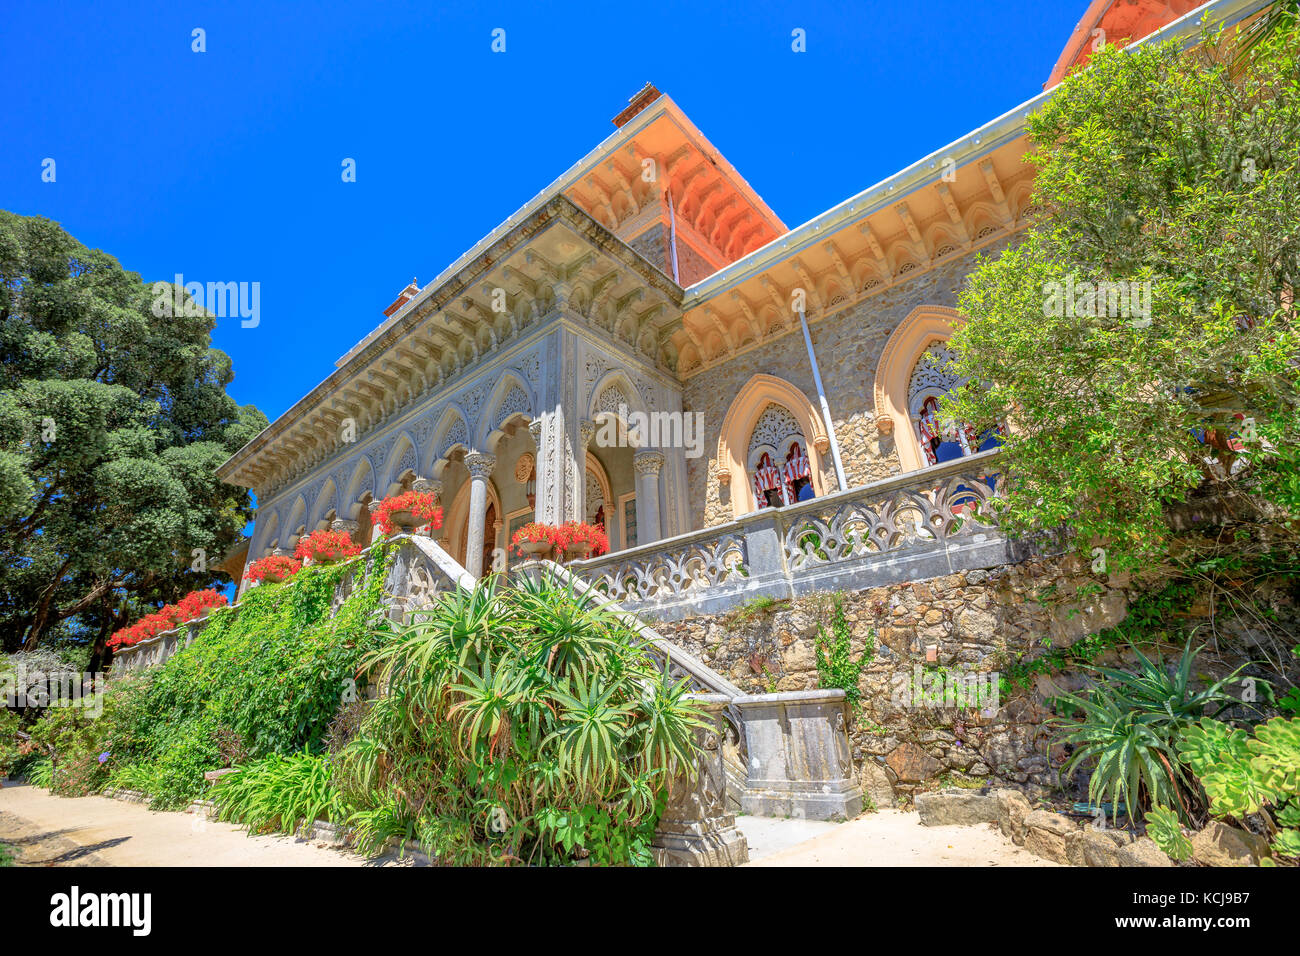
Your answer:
27;548;393;810
948;17;1300;571
1145;805;1193;861
814;594;873;714
332;571;709;865
0;210;268;653
211;751;349;834
1053;642;1246;824
1177;716;1300;861
0;842;13;867
27;756;53;789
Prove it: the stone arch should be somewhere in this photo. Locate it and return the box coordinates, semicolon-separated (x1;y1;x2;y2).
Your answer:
383;431;420;497
476;371;535;452
588;368;650;449
283;495;308;550
715;374;830;519
427;404;472;478
254;509;280;558
341;456;377;519
874;305;965;472
308;478;338;530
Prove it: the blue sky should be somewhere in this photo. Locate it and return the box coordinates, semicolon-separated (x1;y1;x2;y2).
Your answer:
1;0;1082;424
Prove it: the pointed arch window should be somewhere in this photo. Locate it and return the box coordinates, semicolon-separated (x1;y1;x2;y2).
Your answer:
746;403;815;508
907;342;1001;466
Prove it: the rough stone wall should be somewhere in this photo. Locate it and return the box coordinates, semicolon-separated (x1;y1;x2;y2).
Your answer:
658;549;1298;808
682;239;1012;529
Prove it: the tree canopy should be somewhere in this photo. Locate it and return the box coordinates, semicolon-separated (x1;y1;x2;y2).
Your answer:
949;15;1300;570
0;211;267;657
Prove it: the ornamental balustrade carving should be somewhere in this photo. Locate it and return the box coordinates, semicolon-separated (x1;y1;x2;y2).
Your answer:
570;450;1008;621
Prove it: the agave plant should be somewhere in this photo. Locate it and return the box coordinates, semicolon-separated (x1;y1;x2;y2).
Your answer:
1053;641;1247;825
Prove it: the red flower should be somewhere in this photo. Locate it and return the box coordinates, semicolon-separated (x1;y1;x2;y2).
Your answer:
244;554;303;585
374;491;443;537
107;589;229;649
509;521;609;558
293;529;363;563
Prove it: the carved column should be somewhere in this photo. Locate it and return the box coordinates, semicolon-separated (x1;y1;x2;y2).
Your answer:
464;453;496;579
575;418;595;523
651;695;749;867
367;500;383;546
634;450;664;545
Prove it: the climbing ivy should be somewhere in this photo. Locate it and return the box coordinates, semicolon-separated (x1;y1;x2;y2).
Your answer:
814;593;873;715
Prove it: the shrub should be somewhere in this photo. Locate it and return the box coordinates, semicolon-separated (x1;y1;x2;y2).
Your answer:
1052;642;1247;824
333;570;707;865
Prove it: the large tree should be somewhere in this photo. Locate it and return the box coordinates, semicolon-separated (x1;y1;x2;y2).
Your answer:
0;211;267;658
949;13;1300;570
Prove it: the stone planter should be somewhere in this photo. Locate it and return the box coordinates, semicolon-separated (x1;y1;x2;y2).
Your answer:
388;510;422;534
732;689;863;821
564;542;592;561
520;539;553;558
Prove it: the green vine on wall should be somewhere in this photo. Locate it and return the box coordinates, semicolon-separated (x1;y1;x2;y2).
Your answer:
814;593;874;715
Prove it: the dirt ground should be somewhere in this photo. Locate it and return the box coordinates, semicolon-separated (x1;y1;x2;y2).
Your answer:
0;781;401;867
1;780;1052;867
744;809;1059;866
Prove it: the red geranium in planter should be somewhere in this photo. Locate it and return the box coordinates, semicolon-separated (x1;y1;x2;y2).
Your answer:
374;491;443;536
107;589;230;650
293;529;363;564
244;554;303;585
175;589;228;620
510;522;561;558
554;521;610;558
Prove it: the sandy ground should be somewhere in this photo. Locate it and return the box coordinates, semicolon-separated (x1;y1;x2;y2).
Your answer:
745;809;1059;866
1;780;1052;867
0;781;402;867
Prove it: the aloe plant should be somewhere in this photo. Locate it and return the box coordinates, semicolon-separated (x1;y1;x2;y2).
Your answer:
1052;642;1247;824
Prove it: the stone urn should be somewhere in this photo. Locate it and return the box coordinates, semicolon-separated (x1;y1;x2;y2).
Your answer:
520;539;553;559
387;510;422;535
260;570;290;585
564;542;592;561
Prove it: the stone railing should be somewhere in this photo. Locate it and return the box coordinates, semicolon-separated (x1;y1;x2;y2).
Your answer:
520;558;863;833
570;450;1012;621
110;536;471;676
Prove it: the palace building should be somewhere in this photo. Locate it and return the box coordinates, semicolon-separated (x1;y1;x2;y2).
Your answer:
216;0;1274;587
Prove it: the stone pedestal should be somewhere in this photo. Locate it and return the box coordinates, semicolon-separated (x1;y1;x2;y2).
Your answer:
734;689;863;821
652;695;749;867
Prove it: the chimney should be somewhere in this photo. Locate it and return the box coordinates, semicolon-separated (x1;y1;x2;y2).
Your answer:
612;83;661;128
383;278;420;317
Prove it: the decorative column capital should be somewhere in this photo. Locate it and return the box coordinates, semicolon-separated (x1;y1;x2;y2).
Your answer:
528;419;543;443
331;519;359;534
873;416;894;437
412;476;443;501
465;452;497;480
634;450;665;476
578;418;596;450
367;500;382;515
